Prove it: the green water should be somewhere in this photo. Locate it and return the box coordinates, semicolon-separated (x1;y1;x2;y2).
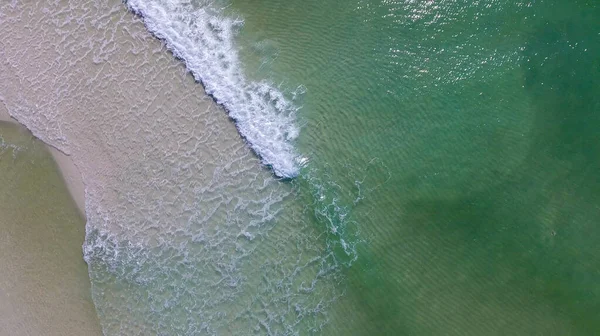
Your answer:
0;121;101;334
227;0;600;334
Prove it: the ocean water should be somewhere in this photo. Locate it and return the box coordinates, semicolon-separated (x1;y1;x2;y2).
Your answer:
1;0;599;335
0;121;101;334
224;0;600;334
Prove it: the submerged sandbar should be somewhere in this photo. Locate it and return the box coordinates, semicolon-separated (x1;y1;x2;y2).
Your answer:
0;122;102;335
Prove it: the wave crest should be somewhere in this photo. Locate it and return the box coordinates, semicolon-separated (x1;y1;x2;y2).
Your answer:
126;0;301;178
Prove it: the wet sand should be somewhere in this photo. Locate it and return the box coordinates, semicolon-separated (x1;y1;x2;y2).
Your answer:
0;122;102;335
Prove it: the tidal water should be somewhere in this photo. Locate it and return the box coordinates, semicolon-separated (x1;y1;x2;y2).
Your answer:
224;0;600;334
1;0;599;334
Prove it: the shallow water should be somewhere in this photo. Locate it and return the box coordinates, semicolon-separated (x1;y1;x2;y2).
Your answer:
1;0;599;334
0;122;101;335
1;1;340;334
228;0;600;334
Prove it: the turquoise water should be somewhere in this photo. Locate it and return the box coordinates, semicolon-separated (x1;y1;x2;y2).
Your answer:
90;0;599;334
3;0;598;334
225;0;600;334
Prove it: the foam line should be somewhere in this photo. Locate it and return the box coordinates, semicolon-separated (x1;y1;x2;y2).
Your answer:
126;0;301;178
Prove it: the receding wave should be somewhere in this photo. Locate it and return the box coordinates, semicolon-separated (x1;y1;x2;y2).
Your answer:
126;0;301;178
0;0;341;333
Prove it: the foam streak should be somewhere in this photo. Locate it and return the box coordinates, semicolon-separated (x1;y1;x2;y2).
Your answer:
126;0;301;178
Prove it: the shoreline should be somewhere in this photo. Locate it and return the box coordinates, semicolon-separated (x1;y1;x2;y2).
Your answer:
0;105;14;122
0;120;103;336
0;105;86;215
0;0;279;332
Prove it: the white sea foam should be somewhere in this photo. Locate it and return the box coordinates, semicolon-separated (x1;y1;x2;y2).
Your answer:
126;0;301;178
0;0;342;333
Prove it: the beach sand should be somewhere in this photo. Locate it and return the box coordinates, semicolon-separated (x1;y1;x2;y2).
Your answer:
0;121;102;335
